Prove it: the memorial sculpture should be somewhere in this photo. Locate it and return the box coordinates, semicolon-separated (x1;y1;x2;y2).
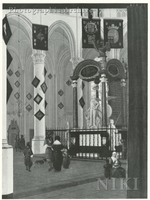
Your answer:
85;97;102;129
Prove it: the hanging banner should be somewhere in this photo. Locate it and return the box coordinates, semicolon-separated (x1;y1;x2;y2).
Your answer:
82;19;100;48
32;24;48;50
3;15;12;45
104;19;123;48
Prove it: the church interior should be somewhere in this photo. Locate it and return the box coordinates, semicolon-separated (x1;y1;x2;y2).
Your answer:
2;3;147;199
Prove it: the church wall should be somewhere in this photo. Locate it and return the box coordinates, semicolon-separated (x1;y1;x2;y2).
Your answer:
5;7;128;142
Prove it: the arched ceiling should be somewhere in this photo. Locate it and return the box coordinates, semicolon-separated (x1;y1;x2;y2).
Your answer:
7;17;32;70
47;26;71;73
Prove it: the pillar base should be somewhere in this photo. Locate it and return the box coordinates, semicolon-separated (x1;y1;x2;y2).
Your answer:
2;143;13;197
2;193;13;199
32;137;45;154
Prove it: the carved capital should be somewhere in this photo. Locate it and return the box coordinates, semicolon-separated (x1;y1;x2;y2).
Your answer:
72;80;77;88
31;52;46;65
121;79;126;87
100;74;107;82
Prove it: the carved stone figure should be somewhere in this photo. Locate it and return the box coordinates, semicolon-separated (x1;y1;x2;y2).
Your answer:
85;97;102;128
107;119;119;151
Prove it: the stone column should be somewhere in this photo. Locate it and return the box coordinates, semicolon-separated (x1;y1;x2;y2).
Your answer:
78;78;84;129
70;57;83;129
121;79;126;128
101;74;107;127
94;77;100;99
2;39;13;198
31;50;46;154
72;80;78;128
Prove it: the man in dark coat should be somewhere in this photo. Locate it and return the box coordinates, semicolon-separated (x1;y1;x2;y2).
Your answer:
20;135;25;151
44;136;53;171
52;136;63;172
23;142;33;172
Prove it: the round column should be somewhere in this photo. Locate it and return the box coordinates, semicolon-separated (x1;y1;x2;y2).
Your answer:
101;74;107;127
78;78;84;129
2;38;13;198
121;79;127;128
72;80;78;128
31;50;46;154
94;77;100;99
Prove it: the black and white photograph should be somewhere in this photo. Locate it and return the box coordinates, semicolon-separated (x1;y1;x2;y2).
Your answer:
1;2;147;199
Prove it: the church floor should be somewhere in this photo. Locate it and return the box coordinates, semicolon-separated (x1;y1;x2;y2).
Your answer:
13;151;127;199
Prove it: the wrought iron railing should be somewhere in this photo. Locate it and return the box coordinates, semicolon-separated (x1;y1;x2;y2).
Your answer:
46;127;127;160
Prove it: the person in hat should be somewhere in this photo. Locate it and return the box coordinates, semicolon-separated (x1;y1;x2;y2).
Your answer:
23;142;33;172
19;135;25;151
51;136;64;172
110;152;125;178
44;136;54;171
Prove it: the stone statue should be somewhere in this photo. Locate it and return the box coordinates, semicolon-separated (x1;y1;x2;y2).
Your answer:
85;97;102;129
107;119;118;151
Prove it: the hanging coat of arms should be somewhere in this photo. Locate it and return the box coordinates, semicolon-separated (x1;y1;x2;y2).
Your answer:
82;19;100;48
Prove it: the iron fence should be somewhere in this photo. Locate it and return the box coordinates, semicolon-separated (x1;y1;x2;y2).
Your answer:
46;127;127;160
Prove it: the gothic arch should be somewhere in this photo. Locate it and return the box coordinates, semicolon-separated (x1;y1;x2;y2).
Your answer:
7;12;32;43
48;20;76;59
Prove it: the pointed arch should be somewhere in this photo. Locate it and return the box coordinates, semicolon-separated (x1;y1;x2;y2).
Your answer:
48;20;76;59
6;12;32;43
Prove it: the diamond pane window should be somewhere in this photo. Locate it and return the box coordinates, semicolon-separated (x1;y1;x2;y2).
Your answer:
26;104;32;112
58;102;64;109
79;97;85;108
58;90;64;96
7;69;13;76
26;93;32;100
3;16;12;45
66;80;72;86
48;73;53;79
32;76;40;88
14;81;20;87
7;78;13;103
44;67;47;76
41;82;47;94
34;109;45;120
14;92;20;99
7;50;13;69
15;70;20;77
45;100;48;108
33;94;43;104
82;81;85;90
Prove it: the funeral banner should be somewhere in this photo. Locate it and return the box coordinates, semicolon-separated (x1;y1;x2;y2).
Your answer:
32;24;48;50
82;19;100;48
104;19;123;48
3;15;12;45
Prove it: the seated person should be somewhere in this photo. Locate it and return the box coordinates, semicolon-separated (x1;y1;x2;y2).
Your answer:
111;152;126;178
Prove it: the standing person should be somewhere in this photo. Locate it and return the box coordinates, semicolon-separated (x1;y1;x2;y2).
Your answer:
120;139;127;159
44;136;53;171
20;135;25;151
52;136;64;172
103;159;111;179
14;135;19;152
23;142;33;172
62;148;70;169
18;136;22;152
